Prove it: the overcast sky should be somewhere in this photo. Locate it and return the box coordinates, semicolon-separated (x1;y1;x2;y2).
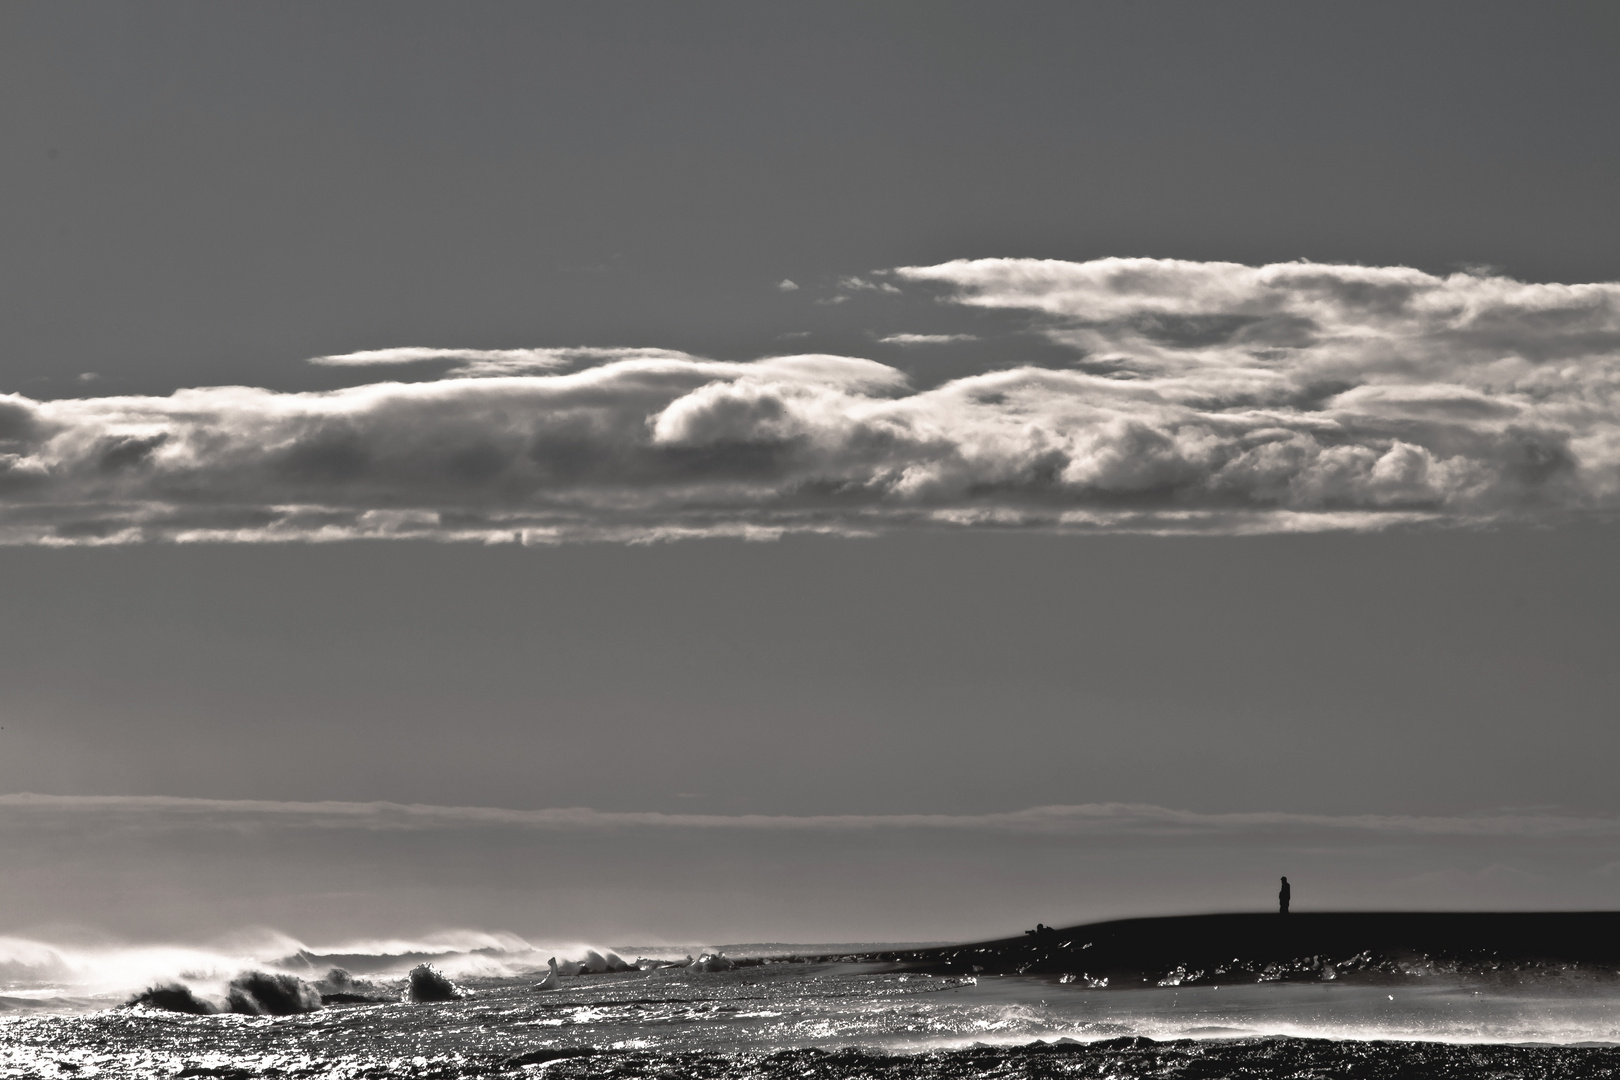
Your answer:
2;1;1619;950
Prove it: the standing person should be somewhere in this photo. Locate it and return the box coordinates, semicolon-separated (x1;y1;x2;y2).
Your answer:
1278;876;1291;915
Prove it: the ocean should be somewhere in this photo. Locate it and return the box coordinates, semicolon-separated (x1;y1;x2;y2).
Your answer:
5;933;1620;1079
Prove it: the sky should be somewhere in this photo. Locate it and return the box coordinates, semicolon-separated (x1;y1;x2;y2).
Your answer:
2;1;1620;956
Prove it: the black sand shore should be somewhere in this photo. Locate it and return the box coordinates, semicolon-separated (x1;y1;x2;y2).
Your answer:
798;912;1620;985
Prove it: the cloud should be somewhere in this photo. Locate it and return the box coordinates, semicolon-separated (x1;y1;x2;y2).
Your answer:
878;333;979;345
838;275;901;294
777;279;799;292
308;346;693;378
4;258;1620;544
4;792;1619;840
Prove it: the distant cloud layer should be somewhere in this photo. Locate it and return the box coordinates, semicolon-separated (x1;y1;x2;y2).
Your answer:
3;258;1618;543
6;793;1618;840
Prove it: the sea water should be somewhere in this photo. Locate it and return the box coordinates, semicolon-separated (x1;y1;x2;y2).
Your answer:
5;943;1620;1078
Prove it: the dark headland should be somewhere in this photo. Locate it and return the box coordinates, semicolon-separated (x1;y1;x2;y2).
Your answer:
797;913;1620;986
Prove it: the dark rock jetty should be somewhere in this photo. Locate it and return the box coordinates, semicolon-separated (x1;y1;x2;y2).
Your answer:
790;911;1620;986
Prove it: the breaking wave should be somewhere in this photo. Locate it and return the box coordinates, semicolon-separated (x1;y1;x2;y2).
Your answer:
404;964;465;1004
0;930;686;1013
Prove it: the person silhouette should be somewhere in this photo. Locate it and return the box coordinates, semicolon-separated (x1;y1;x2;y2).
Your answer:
1278;876;1291;915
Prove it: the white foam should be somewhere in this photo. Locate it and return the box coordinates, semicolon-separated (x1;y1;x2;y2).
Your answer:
0;928;699;1003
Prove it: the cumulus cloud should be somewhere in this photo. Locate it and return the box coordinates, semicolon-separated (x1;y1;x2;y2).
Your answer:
5;792;1617;840
3;258;1619;543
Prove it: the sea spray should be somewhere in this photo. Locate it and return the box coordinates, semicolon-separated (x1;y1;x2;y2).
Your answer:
0;929;692;1009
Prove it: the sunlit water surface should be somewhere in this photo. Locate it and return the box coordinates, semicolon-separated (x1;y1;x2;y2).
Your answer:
6;963;1620;1078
